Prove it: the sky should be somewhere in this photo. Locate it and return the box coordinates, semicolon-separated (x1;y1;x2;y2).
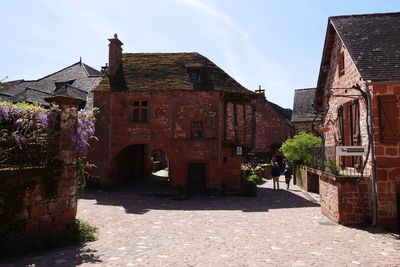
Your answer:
1;0;399;108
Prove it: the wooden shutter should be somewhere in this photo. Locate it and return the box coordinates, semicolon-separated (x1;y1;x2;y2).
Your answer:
350;100;362;167
337;106;344;145
378;95;399;143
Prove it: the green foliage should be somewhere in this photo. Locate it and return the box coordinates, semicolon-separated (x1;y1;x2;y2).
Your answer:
0;219;98;258
281;132;322;166
76;157;86;195
325;159;340;175
246;174;259;183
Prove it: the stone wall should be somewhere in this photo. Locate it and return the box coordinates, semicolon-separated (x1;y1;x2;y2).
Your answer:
0;163;78;235
370;83;400;231
91;90;255;190
320;173;371;225
296;166;319;194
254;95;292;155
0;96;81;235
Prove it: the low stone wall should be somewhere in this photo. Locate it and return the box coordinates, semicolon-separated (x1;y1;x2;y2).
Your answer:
296;166;320;194
320;172;371;225
0;162;78;234
0;96;82;236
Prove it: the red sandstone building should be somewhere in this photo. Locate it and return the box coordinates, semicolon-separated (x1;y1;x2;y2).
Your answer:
91;35;258;192
314;12;400;231
254;89;293;165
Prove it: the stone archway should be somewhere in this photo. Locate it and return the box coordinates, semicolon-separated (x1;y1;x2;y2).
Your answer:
151;149;169;173
112;144;147;185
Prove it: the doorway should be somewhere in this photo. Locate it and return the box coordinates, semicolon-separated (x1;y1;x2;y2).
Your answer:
187;163;206;194
114;144;146;184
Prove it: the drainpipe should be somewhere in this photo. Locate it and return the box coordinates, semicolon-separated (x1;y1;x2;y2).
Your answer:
365;82;377;226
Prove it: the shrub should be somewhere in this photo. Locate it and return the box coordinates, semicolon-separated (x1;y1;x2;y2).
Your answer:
281;132;322;166
325;159;339;175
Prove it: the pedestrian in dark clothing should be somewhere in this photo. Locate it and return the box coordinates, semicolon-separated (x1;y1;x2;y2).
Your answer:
283;164;292;190
271;162;281;190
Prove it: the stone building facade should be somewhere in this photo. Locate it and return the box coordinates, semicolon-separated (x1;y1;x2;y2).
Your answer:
90;35;257;192
253;91;293;164
314;12;400;231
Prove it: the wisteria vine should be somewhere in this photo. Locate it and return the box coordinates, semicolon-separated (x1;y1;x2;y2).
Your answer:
0;101;97;163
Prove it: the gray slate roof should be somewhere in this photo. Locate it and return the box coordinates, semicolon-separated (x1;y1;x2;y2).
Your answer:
291;88;317;122
268;101;292;122
0;61;102;107
10;88;52;106
331;12;400;81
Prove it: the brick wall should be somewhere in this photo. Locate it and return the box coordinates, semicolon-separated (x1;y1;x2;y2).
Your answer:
0;96;81;235
320;173;370;225
320;31;400;231
92;90;254;190
254;96;292;154
0;164;78;235
370;83;400;231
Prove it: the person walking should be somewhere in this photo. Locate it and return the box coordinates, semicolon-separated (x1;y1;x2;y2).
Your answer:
271;162;281;190
283;164;292;190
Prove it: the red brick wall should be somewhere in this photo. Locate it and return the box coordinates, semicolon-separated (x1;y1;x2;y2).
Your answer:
254;96;292;154
0;165;78;235
319;31;400;231
371;84;400;231
92;90;253;190
0;98;81;235
320;173;370;225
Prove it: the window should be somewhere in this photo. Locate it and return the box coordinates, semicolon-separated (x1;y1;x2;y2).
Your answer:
338;101;362;168
190;70;200;83
378;95;399;143
338;50;345;77
132;101;148;123
191;122;203;138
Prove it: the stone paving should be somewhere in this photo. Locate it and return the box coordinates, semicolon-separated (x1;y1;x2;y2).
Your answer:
2;176;400;267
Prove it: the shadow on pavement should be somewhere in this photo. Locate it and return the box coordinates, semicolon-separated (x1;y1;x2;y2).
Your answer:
0;246;102;266
82;174;319;215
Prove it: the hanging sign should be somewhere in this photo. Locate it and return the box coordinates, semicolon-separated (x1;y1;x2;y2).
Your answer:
236;146;243;156
336;146;366;156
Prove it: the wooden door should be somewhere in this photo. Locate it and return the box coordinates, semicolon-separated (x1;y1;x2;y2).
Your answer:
187;163;206;194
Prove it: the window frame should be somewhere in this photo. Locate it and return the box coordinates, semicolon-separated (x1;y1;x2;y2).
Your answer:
132;100;149;123
191;122;203;138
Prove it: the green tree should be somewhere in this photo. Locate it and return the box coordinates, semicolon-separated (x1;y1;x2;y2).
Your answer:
281;132;322;166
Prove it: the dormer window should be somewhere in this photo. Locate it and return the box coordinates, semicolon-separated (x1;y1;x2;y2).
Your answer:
55;80;75;90
190;70;200;83
186;64;214;90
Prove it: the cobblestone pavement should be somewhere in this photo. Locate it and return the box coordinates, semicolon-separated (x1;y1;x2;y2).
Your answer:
2;176;400;267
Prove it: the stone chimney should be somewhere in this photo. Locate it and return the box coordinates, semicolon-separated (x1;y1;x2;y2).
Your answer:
108;34;123;76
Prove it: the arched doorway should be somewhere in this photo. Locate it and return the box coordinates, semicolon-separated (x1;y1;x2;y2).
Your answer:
151;149;169;173
113;144;146;184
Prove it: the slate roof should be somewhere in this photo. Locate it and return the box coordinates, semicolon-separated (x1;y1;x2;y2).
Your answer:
291;88;317;122
331;12;400;81
53;84;88;101
96;52;255;95
10;88;52;106
0;61;103;107
268;101;292;122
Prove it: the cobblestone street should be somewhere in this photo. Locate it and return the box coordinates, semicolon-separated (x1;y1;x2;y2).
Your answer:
2;177;400;266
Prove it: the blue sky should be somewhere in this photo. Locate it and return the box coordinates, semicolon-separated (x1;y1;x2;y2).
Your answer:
1;0;398;108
